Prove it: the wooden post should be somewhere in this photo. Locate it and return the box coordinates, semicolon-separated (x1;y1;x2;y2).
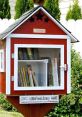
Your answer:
7;96;54;117
33;0;46;5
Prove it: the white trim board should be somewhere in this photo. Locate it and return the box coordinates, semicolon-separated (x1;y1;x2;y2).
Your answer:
0;49;4;72
6;36;11;95
67;36;71;93
10;34;68;39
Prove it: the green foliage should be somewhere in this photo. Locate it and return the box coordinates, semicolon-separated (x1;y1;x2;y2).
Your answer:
15;0;34;19
66;5;72;20
44;0;61;20
66;0;82;20
48;48;82;116
0;94;17;111
0;0;11;19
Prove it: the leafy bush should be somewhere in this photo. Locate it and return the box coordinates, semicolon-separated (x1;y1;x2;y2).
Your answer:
47;49;82;117
0;94;17;111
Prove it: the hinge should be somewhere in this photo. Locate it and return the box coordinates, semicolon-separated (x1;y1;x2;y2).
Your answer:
11;76;14;81
12;53;14;59
60;64;68;71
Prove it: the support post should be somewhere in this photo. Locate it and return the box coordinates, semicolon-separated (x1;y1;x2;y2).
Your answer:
7;96;54;117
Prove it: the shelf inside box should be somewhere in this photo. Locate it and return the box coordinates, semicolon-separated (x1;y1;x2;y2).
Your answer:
18;59;48;63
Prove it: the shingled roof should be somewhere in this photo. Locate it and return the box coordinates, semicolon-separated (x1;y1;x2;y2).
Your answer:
0;6;79;43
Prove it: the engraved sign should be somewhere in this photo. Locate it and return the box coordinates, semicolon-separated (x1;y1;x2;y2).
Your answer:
20;95;59;104
33;28;46;33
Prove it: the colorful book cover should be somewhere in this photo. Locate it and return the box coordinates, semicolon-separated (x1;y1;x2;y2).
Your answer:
27;65;34;86
22;66;28;87
18;48;23;60
32;48;39;60
32;72;38;86
22;48;28;60
51;58;59;86
27;48;33;59
18;67;24;86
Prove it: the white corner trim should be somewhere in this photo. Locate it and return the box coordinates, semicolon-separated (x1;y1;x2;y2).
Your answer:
10;34;67;39
6;36;11;95
0;49;4;72
67;36;71;93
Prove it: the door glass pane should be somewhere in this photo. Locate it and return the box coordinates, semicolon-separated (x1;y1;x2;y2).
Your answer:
18;48;61;87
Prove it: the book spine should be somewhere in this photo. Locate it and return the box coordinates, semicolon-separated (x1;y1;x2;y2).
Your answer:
27;65;34;86
22;66;28;87
32;48;39;59
48;60;53;86
52;58;59;86
32;72;38;86
27;48;33;59
18;67;24;86
22;48;28;60
20;66;25;86
18;48;23;60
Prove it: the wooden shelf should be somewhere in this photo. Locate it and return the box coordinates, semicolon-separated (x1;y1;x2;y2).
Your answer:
18;59;48;63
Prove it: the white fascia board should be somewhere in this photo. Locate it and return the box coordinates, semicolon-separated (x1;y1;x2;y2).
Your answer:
6;36;11;95
67;36;71;93
10;34;67;39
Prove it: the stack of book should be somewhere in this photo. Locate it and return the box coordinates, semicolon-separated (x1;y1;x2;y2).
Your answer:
18;48;39;60
18;64;38;87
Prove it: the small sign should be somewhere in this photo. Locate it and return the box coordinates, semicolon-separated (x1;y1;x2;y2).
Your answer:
19;95;59;104
33;28;46;33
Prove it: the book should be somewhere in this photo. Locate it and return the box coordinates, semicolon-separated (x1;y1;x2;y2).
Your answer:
18;48;23;60
18;67;24;86
48;59;53;86
22;66;28;86
51;58;59;86
27;65;34;86
18;48;40;60
32;72;38;86
32;48;39;59
18;71;21;86
25;65;30;86
27;48;33;59
22;48;28;60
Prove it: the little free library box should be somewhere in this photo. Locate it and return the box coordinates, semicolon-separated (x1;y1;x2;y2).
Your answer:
0;6;78;116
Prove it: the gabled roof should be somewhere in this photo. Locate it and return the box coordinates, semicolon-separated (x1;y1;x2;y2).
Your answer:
0;6;79;43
